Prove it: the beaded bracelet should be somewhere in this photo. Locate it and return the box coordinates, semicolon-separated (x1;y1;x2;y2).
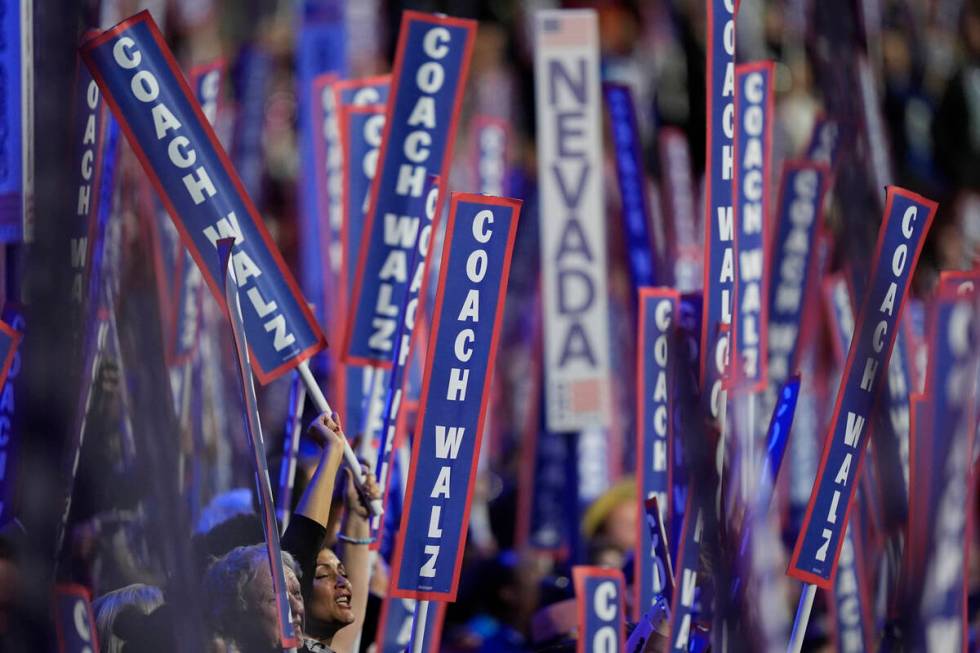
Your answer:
338;534;375;545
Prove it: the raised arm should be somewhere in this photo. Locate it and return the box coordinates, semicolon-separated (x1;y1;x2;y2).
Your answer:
330;464;381;653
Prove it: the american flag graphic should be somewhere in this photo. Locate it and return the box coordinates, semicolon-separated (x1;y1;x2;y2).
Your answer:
555;377;603;415
537;11;596;48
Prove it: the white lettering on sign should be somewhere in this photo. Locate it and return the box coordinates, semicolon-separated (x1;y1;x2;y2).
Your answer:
735;69;766;383
111;36;297;353
72;80;102;304
417;205;496;582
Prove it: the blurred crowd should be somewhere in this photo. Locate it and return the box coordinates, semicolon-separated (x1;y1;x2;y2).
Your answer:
3;0;980;651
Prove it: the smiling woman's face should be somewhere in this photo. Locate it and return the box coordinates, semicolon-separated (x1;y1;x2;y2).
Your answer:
308;548;355;632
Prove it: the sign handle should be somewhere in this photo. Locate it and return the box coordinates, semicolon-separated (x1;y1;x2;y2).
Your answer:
276;372;307;532
409;599;430;653
297;359;384;517
787;583;816;653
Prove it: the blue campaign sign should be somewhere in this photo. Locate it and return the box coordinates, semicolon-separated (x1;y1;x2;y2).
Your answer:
391;194;521;600
0;311;22;527
374;596;445;653
732;62;773;391
230;45;270;202
757;375;800;512
69;56;112;308
831;518;873;653
335;74;391;108
822;272;856;365
806;116;842;169
343;11;476;367
296;0;346;340
309;72;341;344
53;584;99;653
766;161;830;388
82;12;325;384
636;289;678;558
603;83;657;290
371;177;441;546
915;274;980;651
636;496;674;621
189;59;224;127
335;104;386;435
700;0;737;406
573;566;626;653
789;187;937;588
0;0;25;242
668;499;703;652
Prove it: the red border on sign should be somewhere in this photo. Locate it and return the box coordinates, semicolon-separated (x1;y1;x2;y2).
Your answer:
53;583;100;653
0;319;21;391
788;187;938;588
634;287;679;620
572;566;627;653
342;10;476;368
731;61;774;393
333;74;392;109
80;11;326;384
389;193;522;602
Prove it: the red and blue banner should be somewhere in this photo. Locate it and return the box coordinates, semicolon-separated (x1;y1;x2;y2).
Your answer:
914;274;980;651
830;518;874;652
0;309;23;527
603;82;658;289
372;176;440;547
309;72;341;343
374;596;446;653
731;62;773;391
636;495;674;621
296;0;346;343
573;566;626;653
335;104;387;436
230;45;270;201
69;56;112;309
53;584;99;653
822;272;856;366
766;161;830;388
789;187;937;587
391;193;521;600
636;288;678;570
189;59;224;127
334;75;391;108
344;11;476;367
82;12;326;383
700;0;737;411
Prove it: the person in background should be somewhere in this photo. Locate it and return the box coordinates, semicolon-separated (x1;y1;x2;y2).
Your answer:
581;478;638;570
203;544;307;652
92;583;164;653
